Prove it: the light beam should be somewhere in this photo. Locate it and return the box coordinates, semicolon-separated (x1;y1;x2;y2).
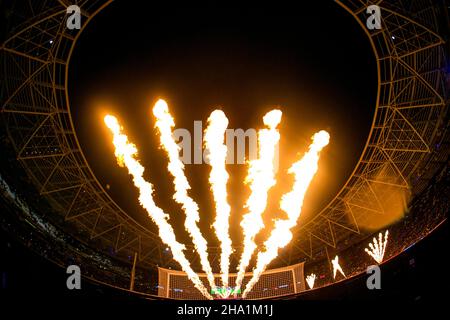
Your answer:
306;273;316;289
365;230;389;264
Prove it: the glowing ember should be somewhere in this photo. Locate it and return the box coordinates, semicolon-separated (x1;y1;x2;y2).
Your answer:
104;115;212;299
242;131;330;298
365;230;389;264
152;99;217;294
234;109;282;296
306;273;316;289
331;255;346;279
204;110;233;295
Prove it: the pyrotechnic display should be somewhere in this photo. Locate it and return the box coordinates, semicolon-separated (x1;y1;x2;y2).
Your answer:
306;274;316;289
331;256;346;280
1;0;448;311
365;231;389;264
105;100;329;299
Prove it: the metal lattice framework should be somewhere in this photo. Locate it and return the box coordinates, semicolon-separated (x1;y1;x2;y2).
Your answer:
1;0;448;270
286;0;449;265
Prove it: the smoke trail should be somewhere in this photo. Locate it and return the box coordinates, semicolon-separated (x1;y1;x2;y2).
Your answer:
204;110;232;294
104;115;212;299
152;99;217;293
234;110;282;295
242;130;329;298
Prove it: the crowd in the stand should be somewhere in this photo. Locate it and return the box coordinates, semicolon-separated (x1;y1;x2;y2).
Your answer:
0;172;158;294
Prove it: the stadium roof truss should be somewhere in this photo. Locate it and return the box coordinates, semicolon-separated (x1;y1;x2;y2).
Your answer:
1;0;448;269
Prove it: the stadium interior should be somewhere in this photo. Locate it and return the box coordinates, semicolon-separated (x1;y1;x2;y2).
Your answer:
0;0;449;303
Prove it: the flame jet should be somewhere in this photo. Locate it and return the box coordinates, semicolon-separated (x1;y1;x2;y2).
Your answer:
332;255;346;279
152;99;217;294
234;110;282;296
306;273;316;289
204;110;232;294
242;130;330;298
104;115;212;299
365;230;389;264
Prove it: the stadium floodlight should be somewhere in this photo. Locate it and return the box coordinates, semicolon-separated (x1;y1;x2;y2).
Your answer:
364;230;389;264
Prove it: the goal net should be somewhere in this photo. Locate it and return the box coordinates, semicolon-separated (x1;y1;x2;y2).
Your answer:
158;262;305;299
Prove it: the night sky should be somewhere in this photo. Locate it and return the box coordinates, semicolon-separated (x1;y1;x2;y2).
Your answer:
69;1;377;246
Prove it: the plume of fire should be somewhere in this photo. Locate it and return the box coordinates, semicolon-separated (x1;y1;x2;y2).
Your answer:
242;130;330;298
306;273;316;289
365;230;389;264
234;110;282;296
204;110;232;294
331;255;346;279
152;99;217;293
103;115;212;299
